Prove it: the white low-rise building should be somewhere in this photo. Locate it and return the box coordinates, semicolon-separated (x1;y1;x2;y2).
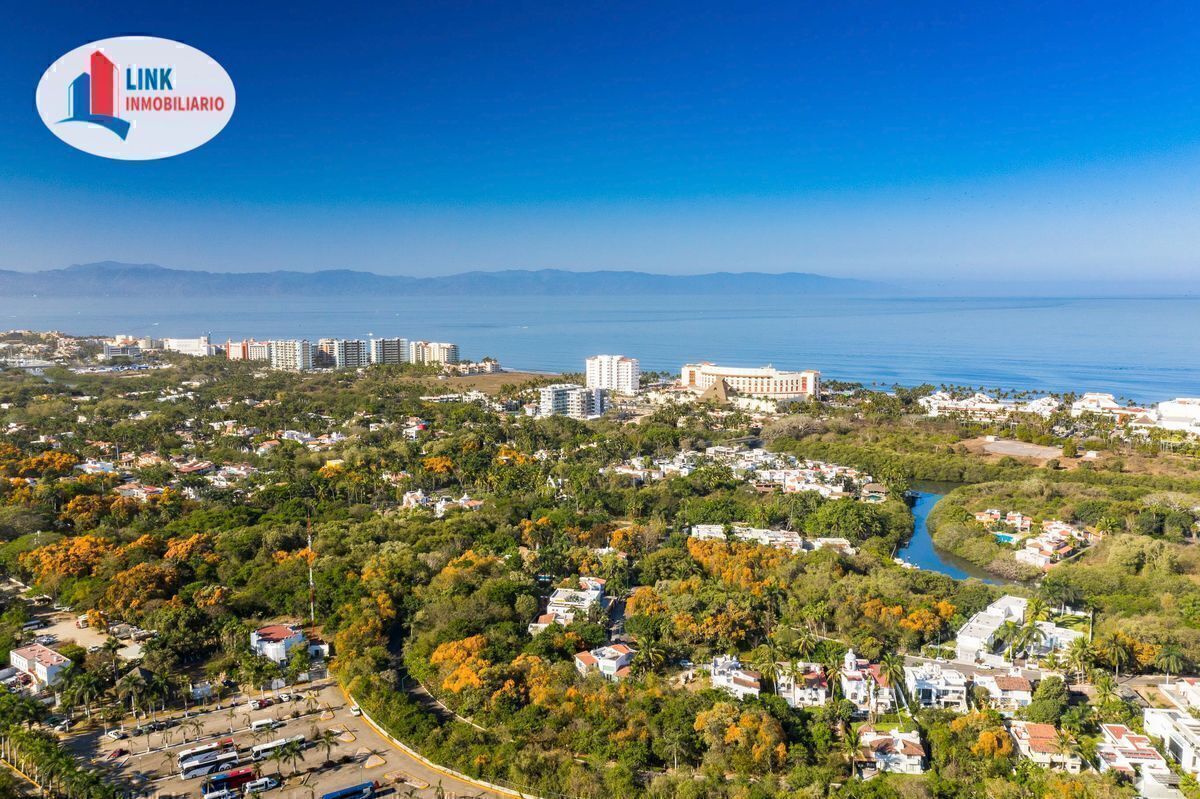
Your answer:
529;577;606;634
777;662;827;708
903;663;968;710
855;726;925;775
1144;708;1200;777
574;644;635;681
1096;723;1182;799
973;673;1034;710
250;624;307;664
708;655;762;700
10;643;70;688
841;649;894;715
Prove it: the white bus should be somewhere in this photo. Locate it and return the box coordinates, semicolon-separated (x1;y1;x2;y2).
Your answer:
177;738;235;767
251;734;305;762
181;751;240;780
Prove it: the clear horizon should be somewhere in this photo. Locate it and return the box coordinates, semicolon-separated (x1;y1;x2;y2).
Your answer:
4;3;1200;281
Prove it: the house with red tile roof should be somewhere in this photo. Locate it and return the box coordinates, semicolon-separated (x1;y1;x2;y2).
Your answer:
1009;721;1082;772
574;644;636;681
856;726;925;775
250;623;306;664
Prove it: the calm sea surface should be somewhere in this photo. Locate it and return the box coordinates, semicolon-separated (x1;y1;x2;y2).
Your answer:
1;294;1197;402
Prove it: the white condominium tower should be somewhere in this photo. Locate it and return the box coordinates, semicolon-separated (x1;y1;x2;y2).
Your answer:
370;337;409;365
585;354;640;395
409;340;460;365
269;339;313;372
538;384;606;419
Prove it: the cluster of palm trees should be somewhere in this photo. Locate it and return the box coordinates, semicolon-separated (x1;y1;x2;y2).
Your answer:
0;727;119;799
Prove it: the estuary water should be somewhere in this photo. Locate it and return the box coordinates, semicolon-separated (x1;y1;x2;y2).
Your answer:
1;293;1197;402
896;487;1002;584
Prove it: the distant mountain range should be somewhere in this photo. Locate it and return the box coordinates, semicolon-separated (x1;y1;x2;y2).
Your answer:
0;262;881;297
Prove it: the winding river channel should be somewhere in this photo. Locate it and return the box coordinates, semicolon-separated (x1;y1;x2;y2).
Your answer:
896;481;1004;584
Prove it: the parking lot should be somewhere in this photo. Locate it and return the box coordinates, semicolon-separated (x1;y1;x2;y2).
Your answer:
61;682;505;799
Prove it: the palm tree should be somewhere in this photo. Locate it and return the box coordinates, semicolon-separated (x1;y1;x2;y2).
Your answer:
1041;651;1064;675
1054;729;1078;767
1025;597;1051;625
313;726;339;765
1093;672;1119;707
102;638;123;681
997;620;1021;663
281;738;306;777
632;642;665;677
115;670;147;718
841;726;861;778
1156;643;1187;684
1066;637;1094;685
1098;633;1134;680
878;653;906;714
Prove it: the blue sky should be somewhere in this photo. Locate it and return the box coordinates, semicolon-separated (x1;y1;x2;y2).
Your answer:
2;1;1199;280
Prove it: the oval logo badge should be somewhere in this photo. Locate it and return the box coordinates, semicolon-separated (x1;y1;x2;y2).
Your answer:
35;36;235;160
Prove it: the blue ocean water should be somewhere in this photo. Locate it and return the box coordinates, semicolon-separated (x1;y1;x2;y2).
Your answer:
1;293;1197;403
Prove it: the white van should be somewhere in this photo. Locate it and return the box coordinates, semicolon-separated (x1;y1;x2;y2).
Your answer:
243;777;279;794
250;718;283;732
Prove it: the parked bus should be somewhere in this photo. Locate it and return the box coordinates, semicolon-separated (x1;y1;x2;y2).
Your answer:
320;782;376;799
250;734;305;762
177;738;236;767
181;751;239;780
202;766;256;794
179;744;236;773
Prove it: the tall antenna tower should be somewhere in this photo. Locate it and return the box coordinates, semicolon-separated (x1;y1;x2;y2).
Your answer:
306;516;316;625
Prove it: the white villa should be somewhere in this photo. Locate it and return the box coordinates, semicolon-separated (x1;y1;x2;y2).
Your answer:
902;663;968;711
856;727;926;776
973;673;1034;710
529;576;607;635
777;662;828;709
574;644;636;682
841;649;895;715
708;655;762;700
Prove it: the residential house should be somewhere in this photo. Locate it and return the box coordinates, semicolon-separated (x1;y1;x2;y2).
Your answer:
1144;708;1200;777
250;624;307;664
528;577;606;635
1008;721;1083;772
973;673;1034;710
841;649;895;715
777;662;828;709
575;644;636;681
709;655;762;700
1096;723;1183;799
902;663;968;710
856;726;926;775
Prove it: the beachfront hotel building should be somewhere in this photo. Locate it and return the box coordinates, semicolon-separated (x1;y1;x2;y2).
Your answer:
226;339;272;361
680;363;820;400
586;354;640;394
269;339;313;372
370;337;409;365
409;341;460;365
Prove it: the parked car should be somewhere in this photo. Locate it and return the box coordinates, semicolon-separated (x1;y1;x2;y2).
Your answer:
349;704;362;717
105;729;128;741
106;748;128;760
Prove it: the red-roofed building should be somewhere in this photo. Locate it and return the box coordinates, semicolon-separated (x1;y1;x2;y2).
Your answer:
10;642;70;688
250;624;306;664
575;644;636;681
856;726;925;776
1009;721;1082;772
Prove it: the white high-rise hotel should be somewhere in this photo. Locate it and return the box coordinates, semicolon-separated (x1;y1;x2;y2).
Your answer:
585;355;640;395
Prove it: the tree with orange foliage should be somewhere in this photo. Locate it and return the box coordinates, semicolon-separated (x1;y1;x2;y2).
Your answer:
694;702;788;772
20;534;115;583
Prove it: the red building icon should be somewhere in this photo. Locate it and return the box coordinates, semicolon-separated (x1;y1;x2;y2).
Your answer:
89;51;116;117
